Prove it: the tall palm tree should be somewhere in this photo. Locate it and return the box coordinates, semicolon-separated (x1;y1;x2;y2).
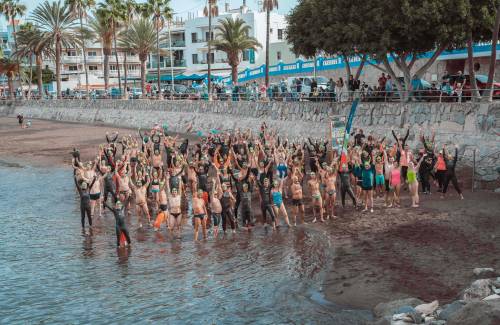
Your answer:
0;0;27;93
30;0;77;99
99;0;125;94
89;9;113;93
211;17;261;84
140;0;172;97
13;23;36;98
121;0;139;98
119;17;160;97
204;0;218;98
0;58;18;98
0;1;26;59
66;0;95;98
263;0;278;87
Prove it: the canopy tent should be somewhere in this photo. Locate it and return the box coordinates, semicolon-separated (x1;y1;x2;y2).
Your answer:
147;73;223;82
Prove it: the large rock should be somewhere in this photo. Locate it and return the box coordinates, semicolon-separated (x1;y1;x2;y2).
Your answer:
463;279;493;302
373;298;424;318
447;299;500;325
473;267;497;278
438;300;466;320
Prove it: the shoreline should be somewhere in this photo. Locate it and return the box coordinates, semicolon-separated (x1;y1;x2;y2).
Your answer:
1;117;499;313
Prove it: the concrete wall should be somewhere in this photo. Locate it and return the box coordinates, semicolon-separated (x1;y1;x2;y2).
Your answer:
0;100;498;189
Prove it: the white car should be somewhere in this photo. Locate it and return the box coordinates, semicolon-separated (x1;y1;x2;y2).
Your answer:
129;88;142;99
286;76;329;94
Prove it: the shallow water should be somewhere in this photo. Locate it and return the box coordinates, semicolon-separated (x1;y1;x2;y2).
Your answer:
0;165;371;324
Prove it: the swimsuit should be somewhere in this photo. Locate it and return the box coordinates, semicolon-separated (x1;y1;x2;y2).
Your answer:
272;191;283;206
90;192;101;200
171;212;181;219
212;213;222;226
292;198;303;206
375;174;385;186
159;204;168;211
390;169;401;187
327;189;336;196
407;170;417;184
194;214;206;220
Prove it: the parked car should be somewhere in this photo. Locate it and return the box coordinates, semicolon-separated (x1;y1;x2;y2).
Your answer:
110;88;122;99
94;89;107;99
448;74;500;99
286;76;329;95
129;88;142;99
163;84;189;99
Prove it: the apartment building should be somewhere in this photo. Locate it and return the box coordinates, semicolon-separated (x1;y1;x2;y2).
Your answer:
1;4;293;90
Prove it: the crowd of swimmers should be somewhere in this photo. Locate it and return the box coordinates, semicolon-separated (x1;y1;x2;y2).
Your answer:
72;123;464;247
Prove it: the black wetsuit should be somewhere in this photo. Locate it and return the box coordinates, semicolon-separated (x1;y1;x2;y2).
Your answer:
443;148;462;195
220;192;236;232
240;191;253;226
195;163;210;193
104;203;131;247
339;168;356;208
75;177;96;228
231;169;250;221
257;181;275;224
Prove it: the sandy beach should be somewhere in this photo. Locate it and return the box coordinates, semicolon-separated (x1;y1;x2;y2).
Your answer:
1;116;499;311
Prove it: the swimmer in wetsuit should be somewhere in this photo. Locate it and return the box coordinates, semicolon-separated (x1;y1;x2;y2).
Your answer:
74;176;97;229
104;201;132;247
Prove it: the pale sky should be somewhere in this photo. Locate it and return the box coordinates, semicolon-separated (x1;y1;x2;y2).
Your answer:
3;0;298;23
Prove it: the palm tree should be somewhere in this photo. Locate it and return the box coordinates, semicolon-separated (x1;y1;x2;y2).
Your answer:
140;0;172;97
204;0;218;98
13;23;36;98
121;0;139;98
263;0;278;87
89;9;113;93
0;1;26;59
0;58;18;98
99;0;125;94
15;24;53;97
0;0;27;93
30;0;77;99
66;0;95;98
118;17;159;97
211;17;261;84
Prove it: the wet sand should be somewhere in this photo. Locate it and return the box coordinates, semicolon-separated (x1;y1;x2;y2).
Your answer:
1;116;499;311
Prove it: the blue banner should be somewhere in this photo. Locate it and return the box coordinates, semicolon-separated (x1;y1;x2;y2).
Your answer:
342;98;359;151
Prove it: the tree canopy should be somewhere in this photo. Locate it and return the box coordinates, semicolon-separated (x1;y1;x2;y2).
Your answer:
286;0;500;99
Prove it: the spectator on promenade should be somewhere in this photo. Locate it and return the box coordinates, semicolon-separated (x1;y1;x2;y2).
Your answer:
385;75;393;101
336;77;344;102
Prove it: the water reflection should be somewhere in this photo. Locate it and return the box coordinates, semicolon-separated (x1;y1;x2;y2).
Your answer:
0;166;372;324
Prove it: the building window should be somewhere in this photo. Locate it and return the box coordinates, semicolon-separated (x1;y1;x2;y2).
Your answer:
277;51;282;60
192;54;198;64
205;31;214;41
88;51;97;56
128;65;137;71
110;65;117;71
278;29;283;40
68;65;78;71
88;65;98;71
191;33;197;43
270;28;273;34
242;50;249;61
67;50;77;56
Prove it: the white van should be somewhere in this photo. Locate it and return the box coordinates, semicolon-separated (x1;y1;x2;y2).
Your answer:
286;76;329;94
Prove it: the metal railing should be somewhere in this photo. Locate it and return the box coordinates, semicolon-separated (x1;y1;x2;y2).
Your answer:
2;89;497;102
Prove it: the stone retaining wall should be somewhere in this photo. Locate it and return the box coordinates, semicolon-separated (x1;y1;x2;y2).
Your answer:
0;99;498;189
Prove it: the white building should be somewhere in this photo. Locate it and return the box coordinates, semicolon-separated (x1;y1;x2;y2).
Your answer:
38;3;291;90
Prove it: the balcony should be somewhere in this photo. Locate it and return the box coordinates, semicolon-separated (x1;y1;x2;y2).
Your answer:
171;40;186;47
86;55;102;63
147;59;186;69
96;70;141;78
62;56;81;63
